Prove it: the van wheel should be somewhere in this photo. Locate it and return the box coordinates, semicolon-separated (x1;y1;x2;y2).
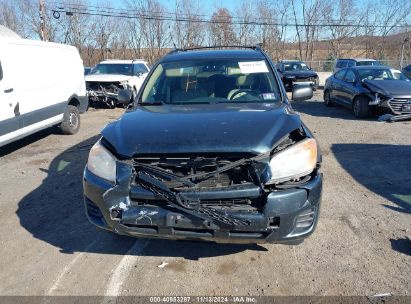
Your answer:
353;96;371;118
60;105;80;134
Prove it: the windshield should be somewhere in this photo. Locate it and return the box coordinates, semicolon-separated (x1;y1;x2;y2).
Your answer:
356;61;380;66
284;62;310;71
141;59;281;104
90;63;132;75
358;68;397;81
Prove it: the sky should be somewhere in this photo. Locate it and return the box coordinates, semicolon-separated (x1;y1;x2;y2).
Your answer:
88;0;253;14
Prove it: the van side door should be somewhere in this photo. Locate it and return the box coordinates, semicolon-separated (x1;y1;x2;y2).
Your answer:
0;49;20;143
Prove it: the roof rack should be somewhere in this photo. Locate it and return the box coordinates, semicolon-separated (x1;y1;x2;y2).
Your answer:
167;43;263;55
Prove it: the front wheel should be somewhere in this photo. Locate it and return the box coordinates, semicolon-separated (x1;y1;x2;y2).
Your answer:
353;96;371;118
324;90;333;107
60;105;80;135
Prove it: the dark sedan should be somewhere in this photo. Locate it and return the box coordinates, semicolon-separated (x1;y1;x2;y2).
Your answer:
324;66;411;118
276;61;319;91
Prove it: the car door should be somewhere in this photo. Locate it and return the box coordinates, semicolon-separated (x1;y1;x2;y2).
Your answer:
340;69;358;107
329;69;347;104
132;63;150;92
0;48;20;144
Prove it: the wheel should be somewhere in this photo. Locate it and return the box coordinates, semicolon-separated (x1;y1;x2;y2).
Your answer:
353;96;371;118
60;105;80;135
324;90;333;107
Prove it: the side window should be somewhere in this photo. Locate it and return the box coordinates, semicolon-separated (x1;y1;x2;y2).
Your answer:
133;63;148;75
0;61;3;81
335;69;346;80
347;61;355;67
344;70;356;83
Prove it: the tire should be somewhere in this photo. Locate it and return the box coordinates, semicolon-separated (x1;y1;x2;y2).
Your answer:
352;96;371;118
60;105;80;135
324;90;334;107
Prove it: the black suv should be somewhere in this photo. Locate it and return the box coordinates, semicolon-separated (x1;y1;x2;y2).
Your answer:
276;61;319;91
83;47;322;244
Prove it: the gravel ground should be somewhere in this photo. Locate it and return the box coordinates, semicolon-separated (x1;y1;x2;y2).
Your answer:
0;91;410;297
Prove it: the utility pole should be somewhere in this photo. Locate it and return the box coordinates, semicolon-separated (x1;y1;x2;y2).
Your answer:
39;0;47;41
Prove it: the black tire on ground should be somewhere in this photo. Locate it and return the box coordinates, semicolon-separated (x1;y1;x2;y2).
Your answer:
324;90;334;107
352;96;371;118
60;105;80;135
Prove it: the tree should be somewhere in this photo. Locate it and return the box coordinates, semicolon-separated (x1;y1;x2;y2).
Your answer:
173;0;205;48
209;8;236;46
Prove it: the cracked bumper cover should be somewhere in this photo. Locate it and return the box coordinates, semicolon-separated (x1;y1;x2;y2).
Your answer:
83;162;323;244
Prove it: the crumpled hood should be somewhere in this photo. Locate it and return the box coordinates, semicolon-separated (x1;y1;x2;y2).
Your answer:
101;103;302;158
85;74;132;83
363;79;411;97
282;70;318;78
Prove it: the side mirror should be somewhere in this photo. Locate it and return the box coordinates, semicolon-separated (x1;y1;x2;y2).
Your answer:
117;89;133;104
291;85;313;101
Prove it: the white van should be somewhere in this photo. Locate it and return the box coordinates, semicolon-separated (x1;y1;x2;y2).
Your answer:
0;36;88;148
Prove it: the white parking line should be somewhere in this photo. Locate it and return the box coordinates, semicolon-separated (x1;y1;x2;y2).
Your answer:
103;239;149;299
46;239;99;295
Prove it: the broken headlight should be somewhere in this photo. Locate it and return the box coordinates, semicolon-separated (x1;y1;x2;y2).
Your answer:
87;140;117;182
267;138;317;184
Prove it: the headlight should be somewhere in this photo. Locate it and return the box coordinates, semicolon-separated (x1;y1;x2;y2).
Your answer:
267;138;317;184
121;81;132;89
369;93;390;105
87;140;117;182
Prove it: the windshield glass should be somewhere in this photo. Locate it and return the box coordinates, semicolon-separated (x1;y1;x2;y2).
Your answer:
90;63;132;75
141;59;281;104
356;61;380;66
358;68;396;81
283;62;310;71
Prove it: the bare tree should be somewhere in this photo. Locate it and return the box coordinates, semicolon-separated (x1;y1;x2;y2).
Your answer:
323;0;360;58
256;0;291;60
291;0;327;61
234;0;257;46
209;8;236;45
173;0;205;48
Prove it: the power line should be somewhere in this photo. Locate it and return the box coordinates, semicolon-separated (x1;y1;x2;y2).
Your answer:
48;2;411;29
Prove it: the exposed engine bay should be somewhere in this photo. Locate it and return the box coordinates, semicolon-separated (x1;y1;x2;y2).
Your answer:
86;81;129;108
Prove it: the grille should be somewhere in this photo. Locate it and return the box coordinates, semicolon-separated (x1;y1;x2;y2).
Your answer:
134;156;253;189
294;77;314;83
388;99;411;114
86;81;122;93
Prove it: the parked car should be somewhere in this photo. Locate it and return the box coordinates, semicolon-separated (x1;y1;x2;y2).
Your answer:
402;64;411;79
333;58;381;73
85;59;150;108
324;66;411;118
83;47;322;244
0;35;87;148
276;60;319;91
84;66;92;75
390;68;410;81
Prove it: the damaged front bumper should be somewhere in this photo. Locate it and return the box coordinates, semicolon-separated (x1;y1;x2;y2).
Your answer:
83;160;322;244
86;81;130;107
